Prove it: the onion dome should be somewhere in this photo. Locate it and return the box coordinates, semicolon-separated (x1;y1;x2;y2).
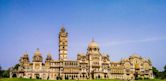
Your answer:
22;52;30;62
34;48;41;56
87;39;100;54
33;48;43;62
19;52;29;63
46;53;52;61
88;39;99;49
22;52;29;59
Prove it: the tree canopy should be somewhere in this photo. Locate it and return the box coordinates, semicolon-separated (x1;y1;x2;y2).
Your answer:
13;64;20;70
153;65;166;79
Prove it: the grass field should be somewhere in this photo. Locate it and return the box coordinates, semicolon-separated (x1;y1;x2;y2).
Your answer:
0;78;121;81
0;78;165;81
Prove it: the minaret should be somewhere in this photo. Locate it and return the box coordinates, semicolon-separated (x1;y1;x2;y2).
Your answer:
59;26;68;61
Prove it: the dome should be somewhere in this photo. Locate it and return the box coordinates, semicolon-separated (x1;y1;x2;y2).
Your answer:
33;48;43;62
46;53;52;60
23;53;29;59
22;51;28;58
88;39;99;48
47;53;51;57
34;48;41;56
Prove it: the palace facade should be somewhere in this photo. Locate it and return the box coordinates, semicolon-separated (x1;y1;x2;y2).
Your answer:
10;27;153;80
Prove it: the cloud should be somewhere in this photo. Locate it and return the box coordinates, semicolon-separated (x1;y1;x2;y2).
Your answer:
109;37;166;46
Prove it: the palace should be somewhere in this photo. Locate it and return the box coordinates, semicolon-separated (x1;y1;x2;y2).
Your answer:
10;27;153;80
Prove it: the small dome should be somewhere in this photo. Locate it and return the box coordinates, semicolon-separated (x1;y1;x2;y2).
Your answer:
88;39;99;48
23;54;29;59
21;52;29;61
47;53;51;57
33;48;43;62
34;48;41;56
46;53;52;60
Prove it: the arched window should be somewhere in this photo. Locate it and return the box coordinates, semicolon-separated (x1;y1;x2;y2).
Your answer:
89;48;92;51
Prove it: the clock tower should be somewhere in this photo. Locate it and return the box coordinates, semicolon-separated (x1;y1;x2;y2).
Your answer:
59;26;68;61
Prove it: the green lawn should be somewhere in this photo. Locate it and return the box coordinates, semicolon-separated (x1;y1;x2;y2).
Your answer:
0;78;121;81
136;79;166;81
0;78;165;81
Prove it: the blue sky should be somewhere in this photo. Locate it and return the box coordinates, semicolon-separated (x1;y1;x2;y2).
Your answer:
0;0;166;71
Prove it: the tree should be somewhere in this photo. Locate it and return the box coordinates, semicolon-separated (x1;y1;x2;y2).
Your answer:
152;66;159;78
164;65;166;72
13;64;20;70
162;65;166;79
2;69;10;78
0;65;2;78
157;65;166;79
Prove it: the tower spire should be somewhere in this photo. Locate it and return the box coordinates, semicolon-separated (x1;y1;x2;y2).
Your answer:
36;48;39;51
59;26;68;61
60;24;65;32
